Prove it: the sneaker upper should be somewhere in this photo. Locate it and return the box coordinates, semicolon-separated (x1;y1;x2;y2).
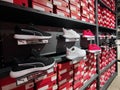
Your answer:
88;44;101;51
11;56;55;72
63;28;80;39
66;46;86;60
14;25;52;39
83;29;95;38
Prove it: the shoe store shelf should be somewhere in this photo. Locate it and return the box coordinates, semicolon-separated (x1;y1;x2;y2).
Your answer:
99;26;116;32
100;72;117;90
80;74;98;90
100;60;117;75
98;0;116;14
0;1;96;29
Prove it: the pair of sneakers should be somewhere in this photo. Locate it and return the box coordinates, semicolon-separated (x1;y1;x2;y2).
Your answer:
10;50;55;78
83;29;101;53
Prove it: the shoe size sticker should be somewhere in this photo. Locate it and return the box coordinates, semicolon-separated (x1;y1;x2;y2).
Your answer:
16;77;28;85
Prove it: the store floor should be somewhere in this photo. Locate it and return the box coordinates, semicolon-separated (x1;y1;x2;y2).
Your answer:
107;62;120;90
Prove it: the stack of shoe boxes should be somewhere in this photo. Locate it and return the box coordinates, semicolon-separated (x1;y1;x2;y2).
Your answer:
101;0;115;11
69;0;81;20
0;76;34;90
88;0;95;24
72;53;96;90
1;0;28;7
100;64;116;88
53;0;70;17
57;61;73;90
80;0;89;22
35;66;57;90
73;60;85;90
99;47;116;71
31;0;53;13
98;1;115;29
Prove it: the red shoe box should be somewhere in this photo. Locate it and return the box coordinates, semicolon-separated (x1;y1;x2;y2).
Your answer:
71;13;81;20
58;79;73;90
70;1;80;8
54;9;70;17
32;0;53;8
0;76;34;90
2;0;28;7
80;0;88;7
70;4;80;14
35;74;57;90
58;78;73;86
81;16;89;22
73;79;84;89
81;7;89;18
53;0;69;7
48;84;58;90
57;61;73;70
58;70;73;81
12;82;34;90
54;5;70;13
32;2;53;13
88;0;94;7
36;80;56;90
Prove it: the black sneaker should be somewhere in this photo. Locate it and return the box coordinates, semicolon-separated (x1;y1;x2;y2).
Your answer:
10;56;55;78
14;25;52;40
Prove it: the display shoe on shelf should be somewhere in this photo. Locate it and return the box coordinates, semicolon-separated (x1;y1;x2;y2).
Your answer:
62;28;80;39
88;44;101;53
66;46;86;60
82;29;95;38
10;56;55;78
14;25;52;40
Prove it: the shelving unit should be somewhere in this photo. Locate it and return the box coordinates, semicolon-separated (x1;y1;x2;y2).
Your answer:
100;72;117;90
80;74;98;90
98;0;116;14
0;0;117;90
100;60;117;75
0;1;96;29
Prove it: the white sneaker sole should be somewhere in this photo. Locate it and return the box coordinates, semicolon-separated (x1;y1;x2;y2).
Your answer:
63;35;80;39
88;50;101;53
83;35;95;38
14;34;52;40
10;61;55;78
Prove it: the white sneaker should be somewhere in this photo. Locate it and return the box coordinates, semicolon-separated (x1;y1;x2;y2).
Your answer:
66;46;86;60
63;28;80;39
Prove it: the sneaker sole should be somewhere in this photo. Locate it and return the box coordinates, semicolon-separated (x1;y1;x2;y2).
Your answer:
63;35;80;39
67;56;86;60
88;50;101;53
14;34;52;40
10;61;55;78
83;35;95;38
